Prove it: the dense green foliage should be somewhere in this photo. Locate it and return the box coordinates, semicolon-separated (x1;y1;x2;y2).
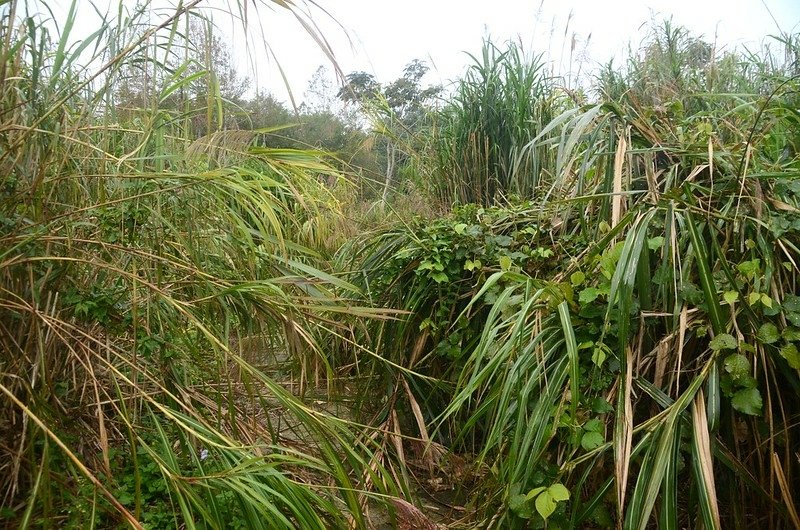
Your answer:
425;40;566;204
0;3;394;528
343;22;800;529
2;1;799;529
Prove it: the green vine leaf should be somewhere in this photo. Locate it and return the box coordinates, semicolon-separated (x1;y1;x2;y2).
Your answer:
780;343;800;370
723;290;739;305
579;287;600;304
431;272;448;283
508;493;534;519
709;333;737;351
732;388;763;416
737;259;761;280
757;323;779;344
534;484;570;520
548;484;570;502
581;431;604;451
724;354;750;380
591;346;607;367
647;236;664;251
782;327;800;341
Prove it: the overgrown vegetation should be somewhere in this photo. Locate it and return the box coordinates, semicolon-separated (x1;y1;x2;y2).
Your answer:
0;2;394;528
425;40;565;204
1;1;799;529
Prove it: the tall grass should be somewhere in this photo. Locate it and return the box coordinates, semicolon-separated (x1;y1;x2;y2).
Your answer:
426;39;569;205
344;24;800;528
0;2;396;528
446;28;800;527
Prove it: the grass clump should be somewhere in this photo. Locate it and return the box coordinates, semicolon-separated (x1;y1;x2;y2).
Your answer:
426;39;569;205
0;2;392;528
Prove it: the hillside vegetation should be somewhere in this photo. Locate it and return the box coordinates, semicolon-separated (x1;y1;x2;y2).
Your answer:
1;2;799;529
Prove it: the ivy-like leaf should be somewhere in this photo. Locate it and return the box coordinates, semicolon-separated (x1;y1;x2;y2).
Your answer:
680;283;704;305
724;353;750;380
464;259;482;271
548;484;570;502
493;235;513;247
723;290;739;305
779;343;800;370
581;431;604;451
783;295;800;326
737;259;761;280
590;397;614;414
783;327;800;341
525;486;546;500
732;388;763;416
579;287;600;304
509;493;534;519
647;236;665;251
418;260;434;271
591;346;607;367
738;374;758;390
720;374;736;396
709;333;737;351
756;323;780;344
583;418;603;432
431;272;448;283
760;293;773;308
534;484;570;520
535;491;557;520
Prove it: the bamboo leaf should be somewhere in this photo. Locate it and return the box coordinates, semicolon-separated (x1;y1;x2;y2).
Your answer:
559;301;580;420
692;391;722;530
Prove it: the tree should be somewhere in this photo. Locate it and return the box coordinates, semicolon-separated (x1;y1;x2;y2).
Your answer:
186;16;250;104
241;92;291;130
301;65;338;115
337;71;381;106
384;59;441;124
114;14;250;136
338;60;441;201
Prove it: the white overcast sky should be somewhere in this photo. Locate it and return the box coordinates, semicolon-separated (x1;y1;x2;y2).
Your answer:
47;0;800;104
254;0;799;99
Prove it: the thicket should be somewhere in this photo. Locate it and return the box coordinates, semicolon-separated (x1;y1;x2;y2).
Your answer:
342;21;800;529
0;3;396;529
1;2;799;529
